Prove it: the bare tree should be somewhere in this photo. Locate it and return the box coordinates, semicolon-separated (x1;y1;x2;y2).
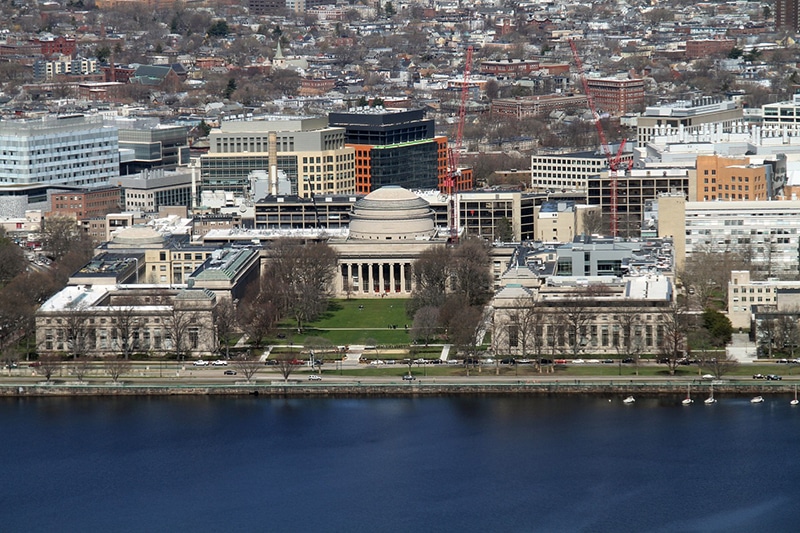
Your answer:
659;303;689;375
0;228;25;287
614;309;645;375
232;352;261;382
267;239;338;333
411;306;440;346
41;216;88;262
757;317;778;359
408;246;450;316
214;298;238;359
37;353;61;382
110;301;139;360
448;305;485;376
237;286;279;350
104;357;132;383
776;314;800;358
70;357;93;382
581;209;604;237
274;351;299;382
166;307;194;360
697;352;739;379
62;308;93;361
451;238;493;307
555;290;597;359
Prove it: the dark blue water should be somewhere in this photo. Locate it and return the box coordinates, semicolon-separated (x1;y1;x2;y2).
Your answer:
2;395;800;532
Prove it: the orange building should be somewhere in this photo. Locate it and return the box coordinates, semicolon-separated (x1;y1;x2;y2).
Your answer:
696;154;769;201
49;187;121;220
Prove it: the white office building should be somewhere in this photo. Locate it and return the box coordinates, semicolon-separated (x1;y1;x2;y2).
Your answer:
0;115;119;193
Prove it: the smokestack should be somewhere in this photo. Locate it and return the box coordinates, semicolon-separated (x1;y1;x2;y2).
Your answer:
269;131;278;196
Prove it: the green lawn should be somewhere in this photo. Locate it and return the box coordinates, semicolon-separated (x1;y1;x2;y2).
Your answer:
271;299;414;346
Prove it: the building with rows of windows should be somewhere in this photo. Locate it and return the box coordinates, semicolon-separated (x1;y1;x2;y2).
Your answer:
199;116;355;199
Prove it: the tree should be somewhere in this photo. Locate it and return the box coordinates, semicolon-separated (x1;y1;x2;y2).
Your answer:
581;209;604;237
0;228;25;287
103;357;131;383
70;357;93;382
110;300;139;359
274;351;299;382
506;295;546;373
206;20;229;37
238;284;279;350
697;351;739;379
214;298;238;359
232;352;261;382
757;317;778;359
411;306;440;346
304;335;333;371
224;78;237;99
451;238;493;307
614;310;644;375
702;308;733;347
659;303;689;375
408;246;450;316
37;353;61;382
554;290;597;359
62;308;92;361
775;314;800;357
41;216;82;261
448;305;484;376
494;217;514;242
267;239;338;333
166;307;194;360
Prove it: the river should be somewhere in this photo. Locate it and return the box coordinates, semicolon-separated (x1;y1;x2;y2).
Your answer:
2;395;799;532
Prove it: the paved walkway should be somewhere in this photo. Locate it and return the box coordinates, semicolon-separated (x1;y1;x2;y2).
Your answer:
727;333;758;363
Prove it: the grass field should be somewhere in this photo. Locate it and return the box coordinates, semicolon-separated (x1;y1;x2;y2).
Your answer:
272;298;414;346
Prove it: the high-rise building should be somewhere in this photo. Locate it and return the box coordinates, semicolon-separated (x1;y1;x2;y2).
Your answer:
586;77;645;116
328;108;465;194
777;0;800;32
0;115;119;203
200;116;355;199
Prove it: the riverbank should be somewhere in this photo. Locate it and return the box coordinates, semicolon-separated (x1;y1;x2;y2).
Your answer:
1;379;797;398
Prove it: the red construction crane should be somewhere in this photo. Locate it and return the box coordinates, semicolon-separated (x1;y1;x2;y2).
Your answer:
568;39;629;237
447;44;473;243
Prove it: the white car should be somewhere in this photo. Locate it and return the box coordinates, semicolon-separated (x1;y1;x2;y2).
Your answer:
572;359;585;364
702;374;714;380
193;360;208;366
308;375;322;381
212;360;228;366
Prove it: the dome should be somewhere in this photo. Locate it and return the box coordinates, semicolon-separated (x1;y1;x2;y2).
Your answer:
111;225;165;246
349;186;435;241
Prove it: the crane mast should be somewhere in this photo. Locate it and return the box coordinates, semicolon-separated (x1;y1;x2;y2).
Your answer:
568;39;627;237
447;44;473;243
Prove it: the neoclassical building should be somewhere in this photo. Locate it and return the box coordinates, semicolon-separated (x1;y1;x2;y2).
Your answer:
328;186;448;297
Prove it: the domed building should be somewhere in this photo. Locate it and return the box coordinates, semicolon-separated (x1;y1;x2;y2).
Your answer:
329;186;447;298
348;186;437;241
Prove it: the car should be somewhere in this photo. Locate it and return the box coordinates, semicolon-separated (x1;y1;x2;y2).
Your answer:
701;374;714;380
602;359;614;364
402;374;416;381
516;358;532;364
223;370;237;375
212;360;228;366
572;359;585;364
193;360;208;366
766;374;783;381
265;359;279;366
308;375;322;381
539;358;553;365
500;358;516;365
622;358;634;364
753;374;765;379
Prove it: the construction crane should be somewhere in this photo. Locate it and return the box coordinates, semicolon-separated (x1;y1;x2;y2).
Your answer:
447;44;473;243
568;39;630;237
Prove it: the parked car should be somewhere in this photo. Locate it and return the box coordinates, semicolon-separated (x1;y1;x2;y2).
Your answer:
622;358;634;364
212;360;228;366
223;370;237;376
701;374;714;380
572;359;585;364
402;374;416;381
766;374;783;381
753;374;765;379
193;360;208;366
308;375;322;381
500;358;516;365
602;359;614;364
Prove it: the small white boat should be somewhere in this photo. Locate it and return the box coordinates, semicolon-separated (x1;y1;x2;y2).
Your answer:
623;396;635;404
682;384;693;405
704;383;716;404
791;385;799;406
751;396;764;404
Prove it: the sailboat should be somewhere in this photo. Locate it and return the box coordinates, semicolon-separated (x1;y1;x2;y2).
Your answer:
623;395;635;404
751;395;764;404
682;383;693;405
704;383;716;404
791;385;799;406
